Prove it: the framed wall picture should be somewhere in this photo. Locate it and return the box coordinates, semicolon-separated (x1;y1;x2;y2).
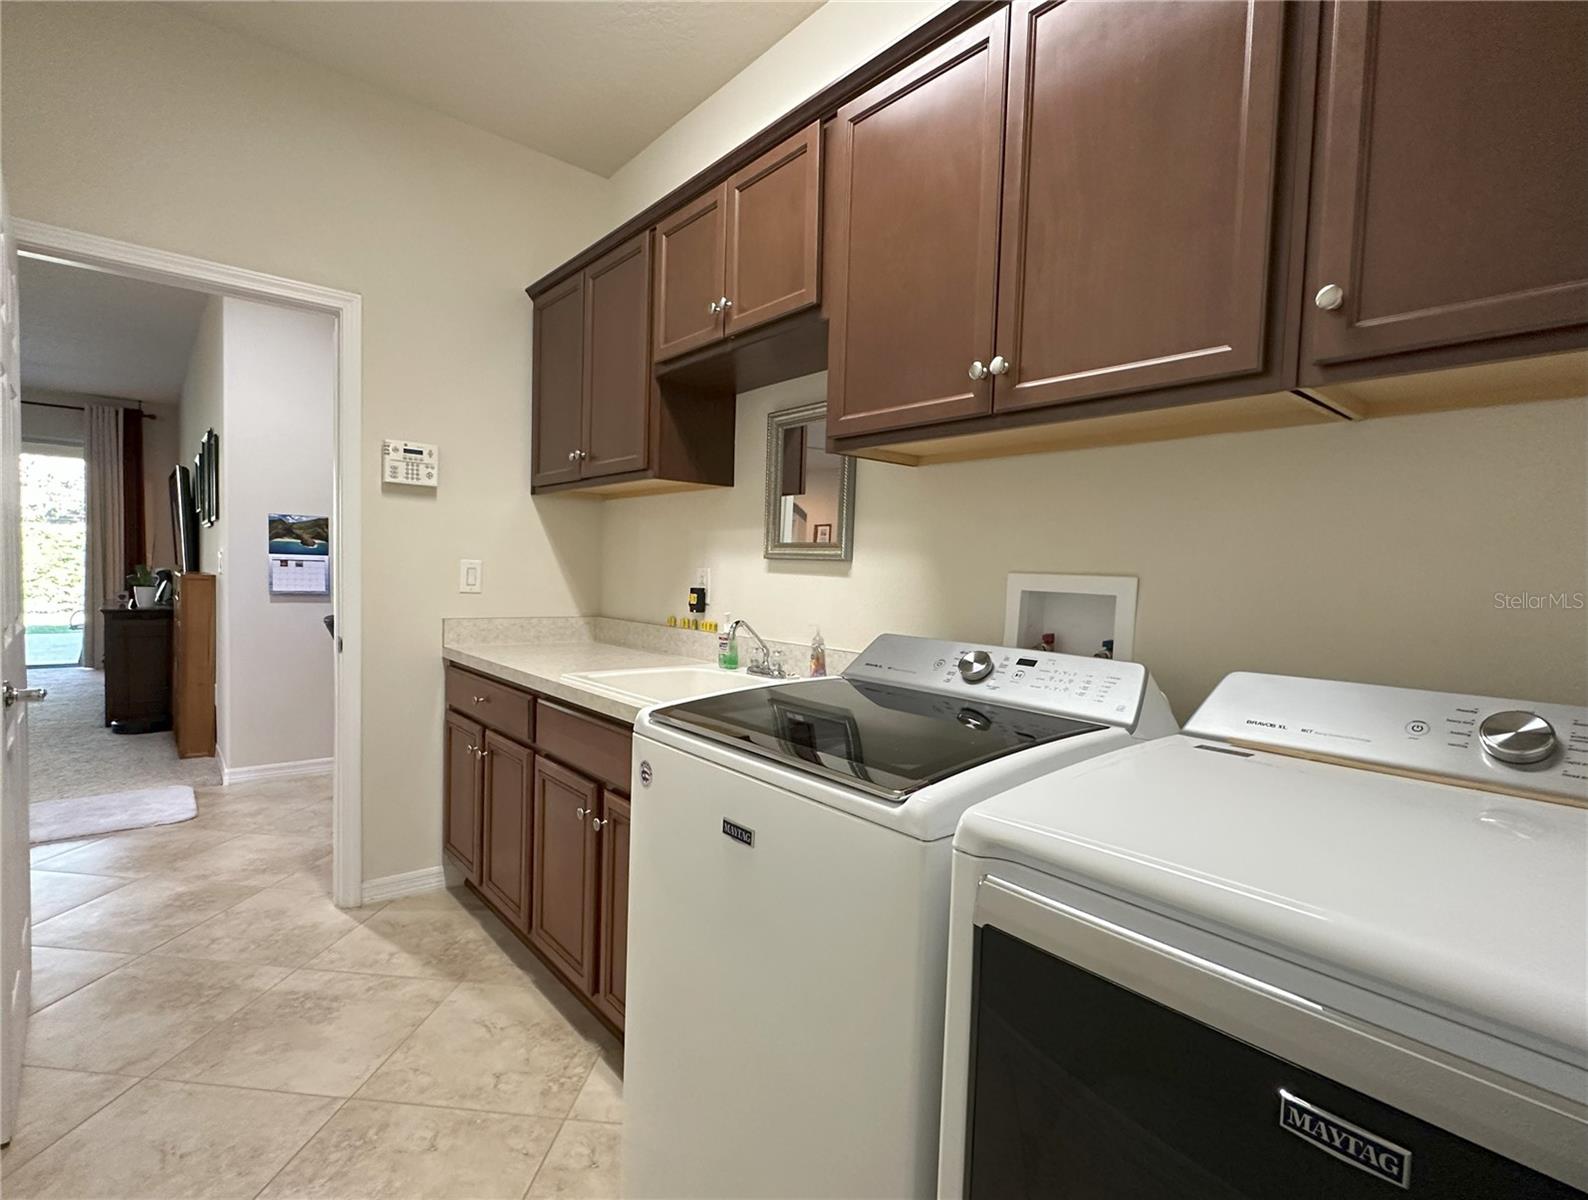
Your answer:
203;430;220;525
193;452;206;525
813;523;833;544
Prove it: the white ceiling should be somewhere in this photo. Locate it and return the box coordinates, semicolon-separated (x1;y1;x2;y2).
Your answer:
181;1;824;177
18;256;210;405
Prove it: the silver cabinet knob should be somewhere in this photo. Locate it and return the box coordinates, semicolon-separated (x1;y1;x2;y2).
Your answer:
968;360;987;381
1314;283;1345;311
574;806;587;820
1479;710;1558;765
707;300;719;314
567;450;578;462
719;296;732;311
591;816;607;832
957;650;994;683
989;355;1010;376
1;682;46;708
472;695;488;704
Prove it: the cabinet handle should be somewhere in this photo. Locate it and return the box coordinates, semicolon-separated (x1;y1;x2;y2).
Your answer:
472;695;488;704
988;355;1009;376
574;806;587;820
567;450;578;462
591;816;607;832
706;300;720;315
718;296;732;311
1314;283;1344;311
474;747;489;761
968;360;987;381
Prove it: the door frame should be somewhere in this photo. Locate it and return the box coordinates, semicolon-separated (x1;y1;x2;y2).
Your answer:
13;219;365;908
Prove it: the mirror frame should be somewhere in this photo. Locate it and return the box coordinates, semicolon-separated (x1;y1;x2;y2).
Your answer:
764;402;856;562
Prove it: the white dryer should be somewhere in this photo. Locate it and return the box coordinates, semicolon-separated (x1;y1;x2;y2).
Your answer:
623;634;1177;1199
938;671;1587;1197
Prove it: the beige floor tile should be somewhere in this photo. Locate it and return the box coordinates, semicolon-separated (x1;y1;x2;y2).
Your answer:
527;1119;624;1199
155;968;454;1096
24;954;289;1075
149;885;381;968
258;1099;560;1200
357;982;599;1117
376;885;486;914
190;798;332;838
29;946;135;1011
0;1078;338;1200
164;831;331;888
569;1051;624;1124
31;874;259;953
29;869;131;922
271;853;334;896
307;906;537;983
38;825;238;879
0;1067;137;1172
29;838;101;867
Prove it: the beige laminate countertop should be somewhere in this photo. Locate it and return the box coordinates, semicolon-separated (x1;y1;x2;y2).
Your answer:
443;640;720;724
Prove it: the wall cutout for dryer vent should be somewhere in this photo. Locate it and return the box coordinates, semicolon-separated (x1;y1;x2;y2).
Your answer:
1004;573;1137;661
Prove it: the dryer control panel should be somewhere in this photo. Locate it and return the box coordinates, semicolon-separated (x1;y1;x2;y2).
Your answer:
1187;673;1588;802
843;634;1147;728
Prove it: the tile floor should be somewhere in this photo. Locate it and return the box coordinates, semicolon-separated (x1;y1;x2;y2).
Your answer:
5;774;625;1199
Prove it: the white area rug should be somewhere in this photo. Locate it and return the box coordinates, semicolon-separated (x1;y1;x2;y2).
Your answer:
29;784;198;844
28;667;220;803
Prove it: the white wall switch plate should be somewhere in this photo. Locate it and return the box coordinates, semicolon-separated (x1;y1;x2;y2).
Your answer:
459;559;483;594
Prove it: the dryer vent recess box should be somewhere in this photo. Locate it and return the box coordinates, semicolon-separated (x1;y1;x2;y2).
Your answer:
1004;573;1138;661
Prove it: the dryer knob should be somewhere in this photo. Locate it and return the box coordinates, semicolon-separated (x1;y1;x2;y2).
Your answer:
957;650;995;683
1479;710;1558;766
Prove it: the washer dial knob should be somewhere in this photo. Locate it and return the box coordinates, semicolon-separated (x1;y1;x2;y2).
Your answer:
958;650;995;683
1478;710;1558;765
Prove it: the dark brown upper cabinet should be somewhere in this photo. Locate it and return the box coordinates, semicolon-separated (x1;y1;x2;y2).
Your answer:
826;11;1009;439
723;123;822;339
442;711;484;884
654;186;728;361
479;732;532;933
582;235;652;478
530;274;584;488
653;123;823;364
1300;1;1588;384
992;0;1300;414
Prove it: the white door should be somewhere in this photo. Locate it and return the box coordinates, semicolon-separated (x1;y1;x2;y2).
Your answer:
0;179;40;1144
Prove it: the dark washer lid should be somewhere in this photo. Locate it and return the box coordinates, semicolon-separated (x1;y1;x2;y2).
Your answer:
651;677;1103;802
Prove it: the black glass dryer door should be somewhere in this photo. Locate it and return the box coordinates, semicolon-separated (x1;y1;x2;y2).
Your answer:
963;925;1584;1199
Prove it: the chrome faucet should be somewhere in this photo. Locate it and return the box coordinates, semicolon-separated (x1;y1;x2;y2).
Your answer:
727;618;792;678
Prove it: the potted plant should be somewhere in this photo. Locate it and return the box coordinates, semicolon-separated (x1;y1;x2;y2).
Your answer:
129;565;158;610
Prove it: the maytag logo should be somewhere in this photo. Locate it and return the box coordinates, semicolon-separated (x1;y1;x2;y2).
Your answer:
1279;1091;1411;1189
722;819;754;848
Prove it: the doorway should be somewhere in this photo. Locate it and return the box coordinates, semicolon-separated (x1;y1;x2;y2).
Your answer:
20;446;85;668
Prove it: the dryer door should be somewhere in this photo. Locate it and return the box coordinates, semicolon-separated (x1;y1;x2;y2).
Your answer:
957;879;1586;1198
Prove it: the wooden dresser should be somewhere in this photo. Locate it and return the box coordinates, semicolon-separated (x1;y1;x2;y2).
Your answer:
101;605;173;733
171;571;217;759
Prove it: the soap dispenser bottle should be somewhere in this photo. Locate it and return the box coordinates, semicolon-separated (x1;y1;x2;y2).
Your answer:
718;615;740;671
809;627;827;678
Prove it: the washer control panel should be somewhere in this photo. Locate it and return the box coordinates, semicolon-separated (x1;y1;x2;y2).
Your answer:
1187;672;1588;801
844;634;1147;728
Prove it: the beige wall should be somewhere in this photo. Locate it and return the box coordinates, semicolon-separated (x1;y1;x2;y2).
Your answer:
2;2;612;879
177;297;224;576
601;375;1588;720
141;407;179;573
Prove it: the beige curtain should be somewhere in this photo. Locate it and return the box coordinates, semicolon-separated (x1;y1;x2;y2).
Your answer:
82;404;124;669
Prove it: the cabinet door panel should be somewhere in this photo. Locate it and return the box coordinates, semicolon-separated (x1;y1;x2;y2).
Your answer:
479;733;531;932
594;790;631;1030
993;0;1286;412
582;233;652;479
1303;1;1588;372
443;712;484;883
653;186;727;361
826;10;1008;437
724;123;821;338
530;757;599;992
531;274;585;487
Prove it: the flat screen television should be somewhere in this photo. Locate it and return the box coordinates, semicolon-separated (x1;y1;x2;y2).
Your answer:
170;465;199;573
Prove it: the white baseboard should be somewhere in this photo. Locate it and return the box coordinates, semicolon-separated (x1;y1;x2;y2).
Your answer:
361;866;446;906
221;757;334;785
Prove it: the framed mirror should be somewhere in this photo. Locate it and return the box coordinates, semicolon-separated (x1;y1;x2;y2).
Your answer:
765;402;855;561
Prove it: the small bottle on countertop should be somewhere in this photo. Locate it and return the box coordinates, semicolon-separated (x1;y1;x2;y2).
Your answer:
809;627;827;677
719;615;740;671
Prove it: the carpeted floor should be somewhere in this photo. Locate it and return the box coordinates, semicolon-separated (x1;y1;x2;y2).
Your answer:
28;668;221;804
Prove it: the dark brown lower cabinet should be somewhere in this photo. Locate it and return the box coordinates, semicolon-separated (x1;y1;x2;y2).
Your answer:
530;756;601;992
593;791;631;1027
479;733;532;932
443;711;485;884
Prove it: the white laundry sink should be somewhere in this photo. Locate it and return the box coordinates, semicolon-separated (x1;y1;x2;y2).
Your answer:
562;665;776;707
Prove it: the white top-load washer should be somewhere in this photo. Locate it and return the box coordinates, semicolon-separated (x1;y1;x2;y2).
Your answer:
938;671;1588;1198
623;634;1177;1199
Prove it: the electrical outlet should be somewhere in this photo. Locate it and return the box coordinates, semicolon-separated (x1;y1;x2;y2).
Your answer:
695;566;711;597
459;559;483;594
